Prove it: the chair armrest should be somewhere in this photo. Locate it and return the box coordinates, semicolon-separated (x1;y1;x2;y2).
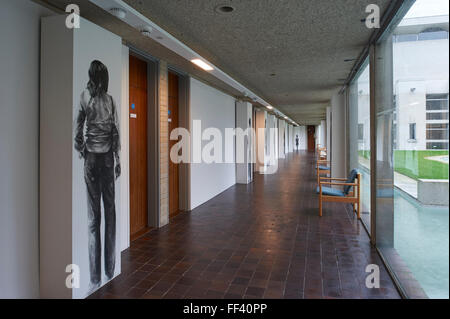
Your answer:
319;182;357;186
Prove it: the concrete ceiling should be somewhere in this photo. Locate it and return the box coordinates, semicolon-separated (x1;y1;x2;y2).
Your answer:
40;0;392;125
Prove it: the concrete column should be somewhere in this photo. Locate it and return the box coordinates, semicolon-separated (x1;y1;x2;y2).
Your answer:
331;92;347;178
320;120;326;147
236;101;253;184
326;107;332;162
278;119;286;158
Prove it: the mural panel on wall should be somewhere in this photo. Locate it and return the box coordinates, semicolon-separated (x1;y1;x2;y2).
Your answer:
74;60;121;294
71;19;123;299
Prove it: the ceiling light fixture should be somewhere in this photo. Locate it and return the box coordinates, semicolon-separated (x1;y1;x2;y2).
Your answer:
109;7;127;19
266;105;273;110
215;4;235;14
139;25;153;37
191;59;214;71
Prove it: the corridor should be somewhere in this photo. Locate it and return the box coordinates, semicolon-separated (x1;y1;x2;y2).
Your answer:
90;151;400;299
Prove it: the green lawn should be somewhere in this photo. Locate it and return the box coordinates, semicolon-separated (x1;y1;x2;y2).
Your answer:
394;150;449;180
358;150;371;160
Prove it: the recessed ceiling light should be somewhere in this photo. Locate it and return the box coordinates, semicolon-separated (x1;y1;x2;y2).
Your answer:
139;26;153;37
109;7;127;20
215;4;235;14
191;59;214;71
266;105;273;110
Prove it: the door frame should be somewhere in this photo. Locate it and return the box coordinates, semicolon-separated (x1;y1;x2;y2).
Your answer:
307;125;316;151
128;47;160;234
168;66;191;214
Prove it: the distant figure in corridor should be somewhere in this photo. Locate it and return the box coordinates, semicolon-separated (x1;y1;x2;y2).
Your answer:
74;60;121;292
295;134;299;150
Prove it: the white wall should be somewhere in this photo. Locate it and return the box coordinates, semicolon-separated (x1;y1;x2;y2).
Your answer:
394;36;449;150
120;46;130;252
0;0;53;298
331;92;347;178
315;125;320;148
278;119;286;158
235;101;253;184
295;126;307;150
287;124;293;152
267;114;278;164
284;121;291;155
326;107;332;162
357;65;371;154
190;78;236;210
272;116;278;160
320;120;326;147
396;81;427;150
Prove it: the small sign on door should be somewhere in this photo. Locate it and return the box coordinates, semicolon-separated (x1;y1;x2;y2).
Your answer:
130;113;137;119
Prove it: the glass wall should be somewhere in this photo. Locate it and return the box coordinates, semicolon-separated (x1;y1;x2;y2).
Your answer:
375;0;449;299
349;61;372;230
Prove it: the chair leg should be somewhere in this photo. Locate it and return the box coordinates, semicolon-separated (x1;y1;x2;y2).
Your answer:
357;202;360;219
319;197;322;217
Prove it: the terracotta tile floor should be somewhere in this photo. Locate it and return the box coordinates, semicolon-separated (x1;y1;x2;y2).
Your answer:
89;151;400;299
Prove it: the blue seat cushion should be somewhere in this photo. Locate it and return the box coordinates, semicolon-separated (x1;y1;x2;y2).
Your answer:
316;186;345;197
318;165;330;170
343;169;358;195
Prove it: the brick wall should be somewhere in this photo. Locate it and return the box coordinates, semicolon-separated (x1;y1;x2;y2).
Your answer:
159;61;169;227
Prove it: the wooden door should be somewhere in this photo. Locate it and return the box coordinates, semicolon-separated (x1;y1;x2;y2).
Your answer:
129;55;148;239
307;125;316;151
168;72;180;217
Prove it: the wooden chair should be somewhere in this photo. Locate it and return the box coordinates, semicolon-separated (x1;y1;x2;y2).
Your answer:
317;169;361;219
316;159;331;185
316;145;327;161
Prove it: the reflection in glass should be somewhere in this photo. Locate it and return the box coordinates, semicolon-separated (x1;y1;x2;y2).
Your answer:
376;0;449;299
349;62;371;230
